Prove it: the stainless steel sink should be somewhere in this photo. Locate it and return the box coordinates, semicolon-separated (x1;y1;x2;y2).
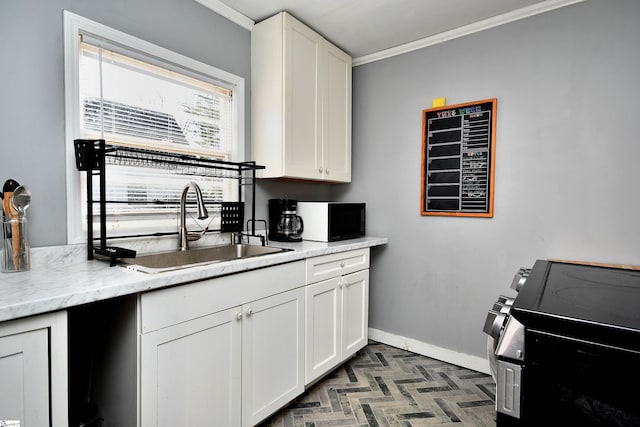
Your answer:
120;244;292;273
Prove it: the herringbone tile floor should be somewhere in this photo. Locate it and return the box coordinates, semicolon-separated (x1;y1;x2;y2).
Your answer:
259;341;496;427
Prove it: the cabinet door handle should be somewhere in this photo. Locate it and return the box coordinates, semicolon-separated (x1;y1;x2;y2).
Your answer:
235;312;243;321
245;307;253;317
318;167;323;173
338;278;344;288
340;261;345;268
326;169;330;175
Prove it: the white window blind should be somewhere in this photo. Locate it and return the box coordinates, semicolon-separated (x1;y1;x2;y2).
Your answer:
77;36;237;234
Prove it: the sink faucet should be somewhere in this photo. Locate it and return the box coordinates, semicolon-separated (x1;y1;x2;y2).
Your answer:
178;182;209;251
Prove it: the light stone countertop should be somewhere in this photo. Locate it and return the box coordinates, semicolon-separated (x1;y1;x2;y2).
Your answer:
0;237;387;323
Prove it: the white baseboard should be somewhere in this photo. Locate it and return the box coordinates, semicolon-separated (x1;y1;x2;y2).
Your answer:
368;328;491;375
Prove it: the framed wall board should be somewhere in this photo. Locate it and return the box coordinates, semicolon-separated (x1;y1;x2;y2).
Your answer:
420;98;497;217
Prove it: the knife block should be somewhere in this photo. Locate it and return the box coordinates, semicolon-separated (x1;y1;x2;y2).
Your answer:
1;217;29;272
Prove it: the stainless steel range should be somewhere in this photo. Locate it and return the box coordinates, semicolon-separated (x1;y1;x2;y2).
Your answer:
484;260;640;426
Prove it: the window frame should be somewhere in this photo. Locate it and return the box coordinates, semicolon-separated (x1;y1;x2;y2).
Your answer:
63;11;245;245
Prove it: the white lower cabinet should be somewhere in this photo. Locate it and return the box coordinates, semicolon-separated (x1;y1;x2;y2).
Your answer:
139;261;305;427
305;277;341;381
78;250;372;426
140;308;242;427
0;311;68;427
0;248;376;426
305;249;370;384
341;270;369;357
241;288;304;427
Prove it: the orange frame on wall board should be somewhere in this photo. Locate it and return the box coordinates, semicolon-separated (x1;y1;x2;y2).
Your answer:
420;98;497;217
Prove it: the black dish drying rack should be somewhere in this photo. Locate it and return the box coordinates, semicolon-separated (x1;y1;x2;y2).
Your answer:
74;139;265;266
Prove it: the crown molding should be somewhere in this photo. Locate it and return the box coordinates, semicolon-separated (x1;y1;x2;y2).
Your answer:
353;0;586;66
193;0;254;30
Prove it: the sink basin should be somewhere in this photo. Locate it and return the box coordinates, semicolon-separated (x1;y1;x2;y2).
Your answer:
120;244;292;273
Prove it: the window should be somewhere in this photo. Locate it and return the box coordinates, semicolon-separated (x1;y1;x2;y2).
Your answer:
64;12;245;244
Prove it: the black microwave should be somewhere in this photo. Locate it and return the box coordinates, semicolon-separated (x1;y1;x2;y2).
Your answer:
296;202;365;242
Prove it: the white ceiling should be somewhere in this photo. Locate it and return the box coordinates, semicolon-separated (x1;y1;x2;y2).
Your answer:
196;0;584;65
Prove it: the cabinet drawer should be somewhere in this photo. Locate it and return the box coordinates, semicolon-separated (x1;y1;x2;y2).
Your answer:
305;249;369;284
141;261;305;333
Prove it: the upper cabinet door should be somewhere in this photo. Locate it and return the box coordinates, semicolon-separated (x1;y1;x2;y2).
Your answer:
284;14;323;180
252;12;352;183
323;42;352;182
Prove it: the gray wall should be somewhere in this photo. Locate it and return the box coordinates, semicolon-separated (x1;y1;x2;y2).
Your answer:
0;0;251;247
335;0;640;360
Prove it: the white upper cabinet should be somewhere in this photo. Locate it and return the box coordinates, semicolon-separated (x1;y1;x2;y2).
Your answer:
252;12;352;182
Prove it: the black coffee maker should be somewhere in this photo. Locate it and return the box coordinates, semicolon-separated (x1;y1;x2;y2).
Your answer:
268;199;304;242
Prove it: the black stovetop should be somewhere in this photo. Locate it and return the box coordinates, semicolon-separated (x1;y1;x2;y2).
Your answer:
511;259;640;351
